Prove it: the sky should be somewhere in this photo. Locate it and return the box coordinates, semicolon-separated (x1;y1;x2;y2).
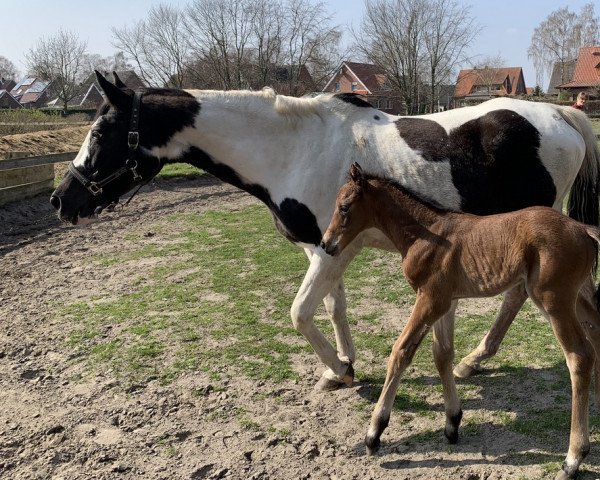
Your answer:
1;0;596;90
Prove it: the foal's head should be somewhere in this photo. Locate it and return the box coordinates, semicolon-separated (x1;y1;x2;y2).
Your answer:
321;162;372;256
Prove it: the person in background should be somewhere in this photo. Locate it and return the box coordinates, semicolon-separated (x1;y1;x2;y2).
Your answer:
572;92;587;110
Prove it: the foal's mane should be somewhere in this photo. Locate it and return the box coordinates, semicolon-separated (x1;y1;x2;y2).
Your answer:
360;174;451;214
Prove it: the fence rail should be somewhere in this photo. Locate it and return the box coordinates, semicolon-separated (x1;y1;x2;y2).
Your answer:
0;151;76;171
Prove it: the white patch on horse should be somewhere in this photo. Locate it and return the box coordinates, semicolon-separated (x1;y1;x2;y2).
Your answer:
72;126;94;168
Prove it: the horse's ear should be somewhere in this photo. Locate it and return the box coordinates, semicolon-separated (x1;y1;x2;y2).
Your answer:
349;162;364;186
112;71;127;89
95;70;132;110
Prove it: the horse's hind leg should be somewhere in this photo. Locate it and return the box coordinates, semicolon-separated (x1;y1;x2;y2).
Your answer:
432;302;463;444
454;283;527;378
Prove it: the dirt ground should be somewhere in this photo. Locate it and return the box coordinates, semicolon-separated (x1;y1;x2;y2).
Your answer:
1;129;598;479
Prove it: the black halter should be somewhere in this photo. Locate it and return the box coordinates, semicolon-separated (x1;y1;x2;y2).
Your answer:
68;91;144;197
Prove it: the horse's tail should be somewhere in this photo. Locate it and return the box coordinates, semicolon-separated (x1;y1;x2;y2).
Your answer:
558;106;600;226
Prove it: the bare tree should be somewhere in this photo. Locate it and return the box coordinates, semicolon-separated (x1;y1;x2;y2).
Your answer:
185;0;257;90
354;0;430;114
82;52;133;75
422;0;478;112
282;0;342;95
0;56;19;81
528;3;600;91
26;29;88;112
113;4;190;87
471;54;506;97
248;0;285;88
355;0;478;114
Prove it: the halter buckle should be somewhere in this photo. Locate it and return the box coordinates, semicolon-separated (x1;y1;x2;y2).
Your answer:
128;131;139;150
88;182;103;196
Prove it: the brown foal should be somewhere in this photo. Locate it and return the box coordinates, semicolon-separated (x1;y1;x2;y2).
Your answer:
321;163;600;480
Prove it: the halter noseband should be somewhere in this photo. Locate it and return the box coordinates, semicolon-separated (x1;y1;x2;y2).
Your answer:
68;91;144;197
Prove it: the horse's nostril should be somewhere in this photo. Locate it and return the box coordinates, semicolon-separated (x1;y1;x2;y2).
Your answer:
49;194;61;211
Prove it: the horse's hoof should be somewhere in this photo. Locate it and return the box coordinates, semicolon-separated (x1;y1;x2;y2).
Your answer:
314;376;346;391
554;469;574;480
365;436;380;456
314;363;354;392
453;361;482;379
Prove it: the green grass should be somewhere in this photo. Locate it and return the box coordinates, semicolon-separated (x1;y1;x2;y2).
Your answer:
158;163;204;179
58;202;600;458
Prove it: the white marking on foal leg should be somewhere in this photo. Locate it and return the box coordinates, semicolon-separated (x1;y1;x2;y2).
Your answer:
454;283;527;378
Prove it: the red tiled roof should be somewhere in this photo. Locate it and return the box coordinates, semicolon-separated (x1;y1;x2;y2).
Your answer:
454;67;524;98
344;62;388;93
558;46;600;88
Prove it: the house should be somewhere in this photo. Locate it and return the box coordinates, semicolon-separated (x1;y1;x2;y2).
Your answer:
453;67;527;106
0;78;16;92
68;70;146;108
322;61;402;114
10;77;53;108
0;89;21;109
547;59;576;95
557;46;600;99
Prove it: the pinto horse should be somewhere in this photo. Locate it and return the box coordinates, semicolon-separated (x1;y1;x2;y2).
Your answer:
321;163;600;480
50;71;600;391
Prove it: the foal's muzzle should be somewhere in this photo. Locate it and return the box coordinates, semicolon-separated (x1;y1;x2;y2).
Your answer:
320;239;338;256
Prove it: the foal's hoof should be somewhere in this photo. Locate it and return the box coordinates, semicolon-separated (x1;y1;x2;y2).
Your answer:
453;361;482;379
314;363;354;392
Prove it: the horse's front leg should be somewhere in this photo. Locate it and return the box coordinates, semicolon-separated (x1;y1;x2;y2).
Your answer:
454;283;527;378
303;248;356;375
292;246;360;391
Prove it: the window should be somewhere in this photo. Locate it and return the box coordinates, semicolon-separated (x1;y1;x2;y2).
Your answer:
334;82;340;92
351;82;358;92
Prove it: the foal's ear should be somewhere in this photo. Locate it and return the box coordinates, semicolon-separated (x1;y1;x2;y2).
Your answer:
349;162;364;186
95;70;132;111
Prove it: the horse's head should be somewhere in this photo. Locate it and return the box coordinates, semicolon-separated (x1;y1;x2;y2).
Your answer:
50;71;199;225
321;162;370;256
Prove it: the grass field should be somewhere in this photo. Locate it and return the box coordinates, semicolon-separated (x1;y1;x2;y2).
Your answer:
59;201;600;473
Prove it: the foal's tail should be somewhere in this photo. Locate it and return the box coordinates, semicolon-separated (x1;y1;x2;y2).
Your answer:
558;107;600;227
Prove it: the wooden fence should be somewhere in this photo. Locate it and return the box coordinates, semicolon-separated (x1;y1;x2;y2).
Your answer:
0;151;76;206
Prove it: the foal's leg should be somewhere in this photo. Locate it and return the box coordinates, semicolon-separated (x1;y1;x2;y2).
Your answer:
576;279;600;407
432;302;463;444
454;283;528;378
365;292;448;454
292;245;361;390
548;312;593;480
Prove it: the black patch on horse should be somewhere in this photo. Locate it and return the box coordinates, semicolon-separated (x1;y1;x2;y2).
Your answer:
178;147;322;245
334;93;373;109
395;110;556;214
138;89;200;148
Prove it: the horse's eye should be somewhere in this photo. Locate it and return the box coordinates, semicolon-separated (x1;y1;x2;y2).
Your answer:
339;204;350;215
91;131;102;140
